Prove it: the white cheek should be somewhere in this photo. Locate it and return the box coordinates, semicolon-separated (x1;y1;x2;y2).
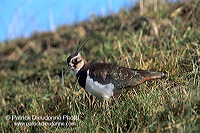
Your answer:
73;69;79;77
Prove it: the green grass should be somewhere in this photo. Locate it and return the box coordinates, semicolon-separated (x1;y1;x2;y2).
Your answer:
0;1;200;132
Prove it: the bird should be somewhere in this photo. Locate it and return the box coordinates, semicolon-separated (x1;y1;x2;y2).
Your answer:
66;41;168;100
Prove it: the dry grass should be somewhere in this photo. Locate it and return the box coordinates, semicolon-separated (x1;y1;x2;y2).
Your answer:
0;1;199;132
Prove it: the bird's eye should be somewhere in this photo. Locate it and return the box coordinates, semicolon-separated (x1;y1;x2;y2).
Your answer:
72;58;78;64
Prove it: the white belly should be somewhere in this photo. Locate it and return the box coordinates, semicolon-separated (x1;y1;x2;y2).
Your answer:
85;70;115;99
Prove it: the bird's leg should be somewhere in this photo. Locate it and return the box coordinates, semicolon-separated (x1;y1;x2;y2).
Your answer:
91;95;96;108
112;96;119;106
102;99;109;110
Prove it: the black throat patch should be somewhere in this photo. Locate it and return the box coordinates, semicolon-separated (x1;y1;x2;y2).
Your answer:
76;66;87;88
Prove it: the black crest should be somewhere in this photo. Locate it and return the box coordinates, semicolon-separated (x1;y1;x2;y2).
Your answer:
66;40;88;64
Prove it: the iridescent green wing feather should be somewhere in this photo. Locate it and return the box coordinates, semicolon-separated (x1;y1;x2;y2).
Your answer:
88;63;167;89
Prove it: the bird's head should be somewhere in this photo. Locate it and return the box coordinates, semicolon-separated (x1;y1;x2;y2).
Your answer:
66;40;88;76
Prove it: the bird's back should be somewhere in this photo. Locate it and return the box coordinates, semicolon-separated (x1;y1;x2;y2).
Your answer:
77;62;168;90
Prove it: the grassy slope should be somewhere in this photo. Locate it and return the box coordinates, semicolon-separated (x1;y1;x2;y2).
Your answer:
0;1;200;132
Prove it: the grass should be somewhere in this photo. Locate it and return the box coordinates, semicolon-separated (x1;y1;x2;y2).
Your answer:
0;1;200;132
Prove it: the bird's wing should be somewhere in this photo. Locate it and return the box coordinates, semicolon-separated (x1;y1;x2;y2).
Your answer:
88;63;167;89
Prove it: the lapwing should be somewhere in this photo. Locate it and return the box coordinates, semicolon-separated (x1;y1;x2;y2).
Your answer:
66;41;168;100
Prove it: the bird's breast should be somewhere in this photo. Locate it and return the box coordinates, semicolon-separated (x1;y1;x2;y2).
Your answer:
85;70;115;99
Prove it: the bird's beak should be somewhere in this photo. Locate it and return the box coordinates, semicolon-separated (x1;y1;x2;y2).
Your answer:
66;66;70;74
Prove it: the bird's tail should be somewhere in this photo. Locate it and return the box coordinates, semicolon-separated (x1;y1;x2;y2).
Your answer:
132;69;168;84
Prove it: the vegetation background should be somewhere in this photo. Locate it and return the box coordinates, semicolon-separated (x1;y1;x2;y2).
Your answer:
0;0;199;132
